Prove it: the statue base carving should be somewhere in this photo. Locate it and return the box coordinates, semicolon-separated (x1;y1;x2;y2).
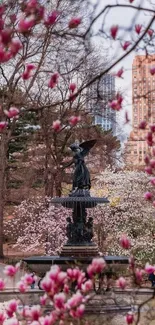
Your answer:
60;244;99;257
69;188;90;197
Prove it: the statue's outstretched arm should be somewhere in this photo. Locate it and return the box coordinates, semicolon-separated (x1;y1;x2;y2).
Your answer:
62;159;74;169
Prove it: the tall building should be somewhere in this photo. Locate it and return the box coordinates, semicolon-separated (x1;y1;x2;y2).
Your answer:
125;54;155;166
88;74;116;134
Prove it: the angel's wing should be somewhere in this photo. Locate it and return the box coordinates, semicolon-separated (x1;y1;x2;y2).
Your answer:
79;139;96;156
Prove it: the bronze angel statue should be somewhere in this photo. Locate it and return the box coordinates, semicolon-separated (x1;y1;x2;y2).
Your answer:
70;139;96;190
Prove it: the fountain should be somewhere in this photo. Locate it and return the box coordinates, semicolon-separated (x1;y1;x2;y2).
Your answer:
52;139;109;257
23;140;128;277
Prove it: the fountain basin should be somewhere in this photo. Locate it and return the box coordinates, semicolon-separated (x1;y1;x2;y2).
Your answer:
51;196;109;208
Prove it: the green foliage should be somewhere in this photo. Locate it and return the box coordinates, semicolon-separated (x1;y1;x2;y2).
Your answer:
7;180;24;189
8;111;39;161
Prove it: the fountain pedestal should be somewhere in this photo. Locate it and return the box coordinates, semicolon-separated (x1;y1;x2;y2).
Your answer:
52;189;109;258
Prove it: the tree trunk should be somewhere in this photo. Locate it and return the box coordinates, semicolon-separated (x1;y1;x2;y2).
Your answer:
55;169;62;197
0;136;7;258
45;170;55;197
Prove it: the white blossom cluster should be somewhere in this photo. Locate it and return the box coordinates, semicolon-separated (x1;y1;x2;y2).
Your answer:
4;197;69;255
91;170;155;263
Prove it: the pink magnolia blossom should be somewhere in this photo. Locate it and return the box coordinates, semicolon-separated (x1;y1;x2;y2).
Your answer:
18;19;35;33
0;311;6;324
0;5;5;17
116;276;126;289
122;41;131;50
144;155;150;165
52;120;61;132
68;18;81;29
146;132;153;146
67;268;80;281
109;93;123;110
87;258;106;277
57;271;67;285
0;45;6;62
135;24;142;34
6;299;18;317
77;272;86;289
119;234;131;249
69;93;77;102
30;305;41;321
40;276;52;292
4;107;19;118
145;166;153;175
0;121;8;131
0;18;4;30
22;63;36;80
44;11;59;26
144;192;153;200
10;39;22;56
139;120;147;129
76;304;85;318
4;263;19;277
116;68;124;78
48;265;60;281
23;273;37;285
9;14;16;23
153;201;155;207
40;315;53;325
48;72;59;88
150;178;155;185
0;278;5;290
108;100;121;111
129;0;134;2
69;83;76;92
81;279;93;293
27;64;36;71
17;281;27;293
148;29;154;37
0;29;12;45
135;268;143;283
150;159;155;168
63;284;69;294
54;292;66;309
0;47;9;63
26;0;38;10
67;291;83;308
40;294;47;305
145;262;155;274
150;67;155;75
125;313;134;324
110;25;118;39
128;255;135;269
150;125;155;133
69;116;81;126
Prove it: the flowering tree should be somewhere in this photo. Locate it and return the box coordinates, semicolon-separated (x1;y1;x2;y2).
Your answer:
4;170;155;263
92;169;155;263
4;197;68;254
1;255;155;325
